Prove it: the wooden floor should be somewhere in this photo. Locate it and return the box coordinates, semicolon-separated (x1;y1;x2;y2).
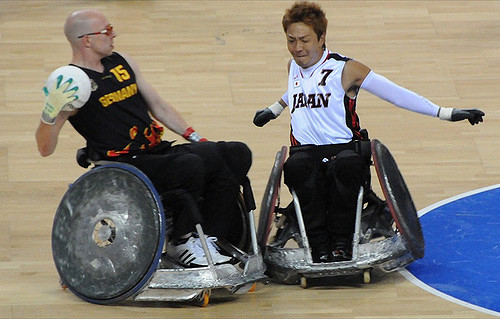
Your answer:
1;0;499;317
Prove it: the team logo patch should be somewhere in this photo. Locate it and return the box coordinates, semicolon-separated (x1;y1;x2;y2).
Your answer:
90;79;98;91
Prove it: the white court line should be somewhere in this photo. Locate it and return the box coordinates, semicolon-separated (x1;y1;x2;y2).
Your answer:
399;269;499;317
417;184;500;218
399;184;500;317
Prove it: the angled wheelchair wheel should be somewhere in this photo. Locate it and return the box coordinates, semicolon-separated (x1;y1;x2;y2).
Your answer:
256;146;288;250
234;192;251;252
52;163;166;304
371;139;425;259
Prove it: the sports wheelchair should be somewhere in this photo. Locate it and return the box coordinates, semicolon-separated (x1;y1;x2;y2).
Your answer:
256;139;425;287
51;146;267;306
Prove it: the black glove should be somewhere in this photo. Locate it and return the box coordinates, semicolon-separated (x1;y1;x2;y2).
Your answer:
253;108;276;127
451;109;485;125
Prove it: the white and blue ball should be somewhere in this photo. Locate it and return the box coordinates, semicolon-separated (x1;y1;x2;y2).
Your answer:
45;65;91;110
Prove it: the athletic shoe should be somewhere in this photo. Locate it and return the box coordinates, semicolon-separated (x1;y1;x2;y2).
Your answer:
311;242;330;263
166;233;231;267
330;249;352;262
204;235;232;264
329;234;353;262
166;235;208;267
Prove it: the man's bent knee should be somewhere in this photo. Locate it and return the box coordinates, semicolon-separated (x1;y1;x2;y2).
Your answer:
216;141;252;184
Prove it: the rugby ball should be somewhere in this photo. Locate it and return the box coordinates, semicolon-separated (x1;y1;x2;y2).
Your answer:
45;65;91;110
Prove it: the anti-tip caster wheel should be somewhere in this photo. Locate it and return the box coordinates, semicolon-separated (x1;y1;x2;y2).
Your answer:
195;290;210;307
363;270;371;284
249;283;257;292
59;278;67;290
300;277;308;289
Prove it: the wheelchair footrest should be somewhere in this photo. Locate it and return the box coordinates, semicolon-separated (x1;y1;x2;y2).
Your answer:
133;288;205;302
264;234;414;283
140;253;266;293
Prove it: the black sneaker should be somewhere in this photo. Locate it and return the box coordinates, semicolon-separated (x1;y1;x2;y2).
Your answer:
311;242;330;263
330;249;352;262
330;234;353;262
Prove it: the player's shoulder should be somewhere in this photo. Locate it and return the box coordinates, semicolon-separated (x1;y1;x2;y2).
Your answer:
287;58;293;73
100;52;134;66
114;51;137;68
326;52;351;62
113;51;127;60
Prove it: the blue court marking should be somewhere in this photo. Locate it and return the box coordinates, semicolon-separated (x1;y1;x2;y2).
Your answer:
400;184;500;317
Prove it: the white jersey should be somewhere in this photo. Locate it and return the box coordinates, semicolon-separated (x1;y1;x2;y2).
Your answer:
286;50;362;146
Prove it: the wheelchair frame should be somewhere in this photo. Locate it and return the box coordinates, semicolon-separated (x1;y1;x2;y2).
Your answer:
257;140;425;287
52;159;267;306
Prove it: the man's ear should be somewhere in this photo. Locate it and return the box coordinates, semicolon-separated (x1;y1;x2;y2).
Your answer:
319;33;326;47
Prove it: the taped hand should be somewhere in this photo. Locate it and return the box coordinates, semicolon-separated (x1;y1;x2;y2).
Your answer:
183;127;207;142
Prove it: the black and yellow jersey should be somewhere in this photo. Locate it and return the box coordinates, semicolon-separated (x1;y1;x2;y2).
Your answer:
68;52;163;158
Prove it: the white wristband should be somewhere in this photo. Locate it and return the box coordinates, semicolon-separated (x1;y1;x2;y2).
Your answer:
268;101;285;117
41;112;56;125
438;107;453;121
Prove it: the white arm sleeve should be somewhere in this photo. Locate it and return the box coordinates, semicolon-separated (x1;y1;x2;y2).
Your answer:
360;71;440;117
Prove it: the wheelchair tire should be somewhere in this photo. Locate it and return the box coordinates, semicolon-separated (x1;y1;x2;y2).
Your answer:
234;192;251;251
257;146;288;250
51;163;166;304
371;139;425;259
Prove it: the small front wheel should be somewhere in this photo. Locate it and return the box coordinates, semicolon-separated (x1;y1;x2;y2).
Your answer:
363;270;371;284
249;283;257;292
300;277;308;289
195;290;210;307
59;278;67;289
